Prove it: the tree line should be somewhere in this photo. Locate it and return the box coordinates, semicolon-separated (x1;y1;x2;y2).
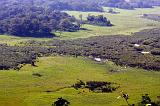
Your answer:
51;0;160;10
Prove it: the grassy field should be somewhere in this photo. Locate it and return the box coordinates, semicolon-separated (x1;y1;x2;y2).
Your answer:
59;7;160;39
0;56;159;106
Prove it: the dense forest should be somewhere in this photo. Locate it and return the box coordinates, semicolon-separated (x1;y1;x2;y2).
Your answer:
0;0;80;37
49;1;103;12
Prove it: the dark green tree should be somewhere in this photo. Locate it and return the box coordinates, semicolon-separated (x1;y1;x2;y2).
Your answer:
53;97;70;106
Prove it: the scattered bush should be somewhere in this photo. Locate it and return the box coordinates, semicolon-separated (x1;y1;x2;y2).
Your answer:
151;48;160;55
32;73;42;77
138;94;160;106
53;97;70;106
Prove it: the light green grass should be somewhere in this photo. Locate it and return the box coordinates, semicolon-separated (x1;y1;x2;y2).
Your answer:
58;7;160;39
0;35;57;46
0;56;159;106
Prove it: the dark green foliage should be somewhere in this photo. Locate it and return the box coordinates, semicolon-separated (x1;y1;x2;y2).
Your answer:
32;73;42;77
0;15;53;37
53;97;70;106
42;28;159;71
99;0;160;9
138;94;160;106
0;29;160;71
49;1;103;12
121;92;130;106
86;81;119;92
0;0;80;37
72;80;85;90
86;15;112;26
97;0;133;9
141;94;152;105
52;0;160;10
49;0;160;10
58;19;80;32
0;44;50;70
72;80;119;93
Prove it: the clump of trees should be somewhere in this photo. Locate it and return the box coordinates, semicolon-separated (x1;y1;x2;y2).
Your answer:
86;15;112;26
72;80;119;93
0;44;50;70
58;19;80;32
138;94;160;106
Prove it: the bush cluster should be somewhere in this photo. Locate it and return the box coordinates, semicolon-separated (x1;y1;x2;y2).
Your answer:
0;44;51;70
86;15;112;26
39;28;160;71
72;80;119;93
0;29;159;71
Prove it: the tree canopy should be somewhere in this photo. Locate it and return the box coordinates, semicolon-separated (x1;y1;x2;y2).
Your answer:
86;15;112;26
0;0;80;37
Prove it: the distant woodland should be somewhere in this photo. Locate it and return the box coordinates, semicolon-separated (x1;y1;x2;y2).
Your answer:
49;0;160;10
50;0;160;10
0;0;160;37
0;0;80;37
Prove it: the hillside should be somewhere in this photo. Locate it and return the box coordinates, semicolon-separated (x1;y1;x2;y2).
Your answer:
0;1;160;106
0;0;80;37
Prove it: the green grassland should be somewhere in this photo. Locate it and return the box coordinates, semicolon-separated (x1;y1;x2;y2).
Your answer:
0;35;55;46
0;56;159;106
59;7;160;39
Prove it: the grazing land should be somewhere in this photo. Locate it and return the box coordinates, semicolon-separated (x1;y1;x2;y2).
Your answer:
58;7;160;39
0;56;160;106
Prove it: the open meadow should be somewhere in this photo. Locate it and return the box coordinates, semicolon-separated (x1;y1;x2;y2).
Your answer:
60;7;160;39
0;56;160;106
